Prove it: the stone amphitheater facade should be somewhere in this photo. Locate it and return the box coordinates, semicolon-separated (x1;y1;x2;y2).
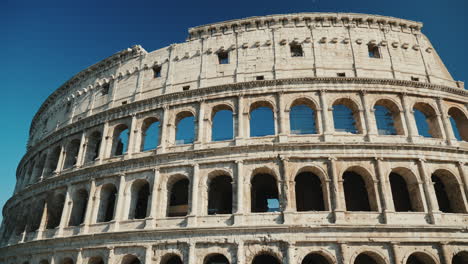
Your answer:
1;12;468;264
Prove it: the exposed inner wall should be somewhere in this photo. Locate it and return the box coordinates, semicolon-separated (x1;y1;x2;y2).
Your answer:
27;13;459;149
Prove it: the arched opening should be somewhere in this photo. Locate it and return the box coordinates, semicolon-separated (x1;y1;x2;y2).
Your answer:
44;146;61;175
69;189;88;226
406;252;437;264
250;102;275;137
168;178;189;217
33;154;47;182
290;43;304;57
212;107;234;141
374;106;396;135
97;184;117;222
453;251;468;264
112;124;129;156
343;171;372;211
141;118;160;151
389;173;413;212
162;255;183;264
39;260;50;264
88;257;104;264
208;175;233;215
290;103;317;135
432;170;466;213
295;172;325;211
175;112;195;145
46;193;65;229
302;253;331;264
130;180;150;219
448;107;468;141
85;131;102;163
252;253;281;264
204;254;230;264
61;258;74;264
354;253;380;264
64;139;81;169
333;99;361;134
413;103;442;138
251;173;279;213
122;255;141;264
27;199;45;232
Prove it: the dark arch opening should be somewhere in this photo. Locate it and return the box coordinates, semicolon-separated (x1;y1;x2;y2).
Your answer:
46;193;65;229
406;252;436;264
64;139;81;169
133;181;150;219
252;254;281;264
122;255;141;264
302;253;331;264
431;172;466;213
208;175;233;215
448;108;468;141
163;255;183;264
343;171;371;211
290;104;317;134
250;105;275;137
168;178;189;217
113;124;129;156
432;174;452;213
389;173;413;212
251;173;279;213
69;189;89;226
85;131;102;163
204;254;230;264
212;109;234;141
295;172;325;211
354;253;379;264
453;251;468;264
88;257;104;264
27;199;45;232
61;258;74;264
97;184;117;222
44;146;61;176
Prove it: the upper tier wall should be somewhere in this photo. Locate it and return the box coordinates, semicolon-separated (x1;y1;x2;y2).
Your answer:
28;12;460;148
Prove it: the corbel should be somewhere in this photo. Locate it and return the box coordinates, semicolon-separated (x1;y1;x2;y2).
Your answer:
401;43;409;49
265;40;271;46
241;42;249;49
319;37;327;43
355;39;363;45
380;40;388;46
368;40;377;46
206;48;213;54
412;44;420;51
279;39;287;45
330;37;338;43
392;42;399;48
343;38;350;44
425;47;433;53
303;37;311;43
253;41;261;47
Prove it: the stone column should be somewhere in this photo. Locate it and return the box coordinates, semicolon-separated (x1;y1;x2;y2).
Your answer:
108;247;115;264
188;164;199;226
374;158;395;223
286;242;295;264
457;162;468;201
319;90;332;140
127;114;138;157
440;242;452;264
76;248;83;264
399;93;417;142
188;242;196;264
437;97;456;146
75;131;87;167
144;245;153;264
36;200;49;240
236;240;245;264
160;106;170;152
277;92;288;142
55;145;67;173
329;157;345;223
337;242;347;264
82;178;96;234
234;160;244;225
195;100;206;149
112;174;126;231
391;242;401;264
417;158;440;224
57;185;73;237
97;121;109;163
236;95;245;145
145;168;160;229
360;90;377;141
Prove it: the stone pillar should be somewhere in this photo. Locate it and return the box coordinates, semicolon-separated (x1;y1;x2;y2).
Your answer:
108;247;115;264
188;242;196;264
417;158;441;224
76;248;83;264
57;185;73;237
112;174;126;231
360;90;377;141
36;200;49;240
440;242;452;264
399;93;417;142
127;114;138;157
286;242;295;264
457;162;468;201
144;245;153;264
195;100;206;148
391;242;401;264
236;240;244;264
437;97;456;146
236;95;245;144
329;157;345;223
160;106;170;152
337;242;347;264
97;121;109;163
188;164;199;226
374;158;395;223
75;131;87;167
145;168;160;229
277;92;288;142
82;178;96;234
234;160;244;225
319;90;332;140
55;145;67;173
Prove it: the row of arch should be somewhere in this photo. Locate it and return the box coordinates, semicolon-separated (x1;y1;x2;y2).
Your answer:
20;250;468;264
5;163;466;239
18;97;468;190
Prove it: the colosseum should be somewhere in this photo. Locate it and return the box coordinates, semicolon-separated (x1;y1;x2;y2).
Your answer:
1;12;467;264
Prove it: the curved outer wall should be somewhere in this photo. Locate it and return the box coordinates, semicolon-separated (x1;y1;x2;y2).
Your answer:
1;12;468;264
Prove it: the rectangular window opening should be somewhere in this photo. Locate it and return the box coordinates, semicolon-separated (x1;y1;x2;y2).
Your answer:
121;101;127;105
101;83;110;95
290;44;304;57
183;85;190;91
337;72;346;77
256;75;264;81
218;51;229;64
411;76;420;82
153;66;162;78
368;44;381;58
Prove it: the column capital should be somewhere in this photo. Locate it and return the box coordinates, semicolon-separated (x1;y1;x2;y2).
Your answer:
235;159;244;164
374;157;384;161
328;156;338;161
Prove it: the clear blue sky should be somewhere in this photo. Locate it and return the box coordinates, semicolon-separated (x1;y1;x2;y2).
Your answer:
1;0;467;220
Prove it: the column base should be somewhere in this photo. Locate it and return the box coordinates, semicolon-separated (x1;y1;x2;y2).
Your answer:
429;211;442;225
186;215;198;227
333;210;346;224
282;210;296;225
235;137;245;146
278;134;288;143
382;210;395;224
233;213;244;226
144;217;155;229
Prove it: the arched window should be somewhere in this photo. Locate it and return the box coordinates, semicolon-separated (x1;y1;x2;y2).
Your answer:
406;252;437;264
250;103;275;137
448;107;468;141
252;254;281;264
204;254;230;264
46;193;65;229
130;180;150;219
290;43;304;57
343;171;371;211
85;131;102;163
175;113;195;145
333;99;361;134
374;105;396;135
141;118;160;151
44;146;61;175
69;189;88;226
208;175;233;215
33;154;47;182
162;255;183;264
64;139;81;169
168;178;189;217
122;255;141;264
290;104;317;134
88;257;104;264
251;173;279;213
453;251;468;264
295;172;325;211
388;170;424;212
113;124;129;156
354;253;379;264
432;170;466;213
302;253;331;264
97;184;117;222
413;103;442;138
61;258;74;264
39;260;50;264
27;199;45;232
212;108;234;141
